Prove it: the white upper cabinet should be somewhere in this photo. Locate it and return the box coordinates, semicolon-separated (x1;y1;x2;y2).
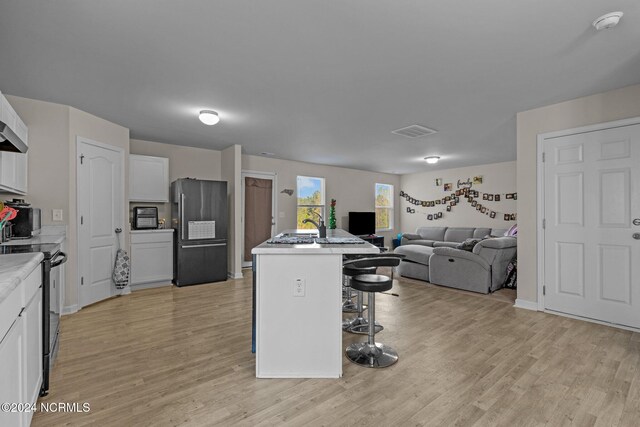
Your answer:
0;91;29;195
129;154;169;202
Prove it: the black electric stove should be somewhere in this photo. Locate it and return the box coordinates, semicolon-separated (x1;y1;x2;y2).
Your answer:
0;242;67;395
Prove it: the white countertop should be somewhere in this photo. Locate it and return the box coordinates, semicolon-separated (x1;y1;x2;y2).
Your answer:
130;229;174;234
0;253;44;304
252;229;380;255
2;234;65;245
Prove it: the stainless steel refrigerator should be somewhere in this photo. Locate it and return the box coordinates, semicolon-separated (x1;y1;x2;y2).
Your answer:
171;178;228;286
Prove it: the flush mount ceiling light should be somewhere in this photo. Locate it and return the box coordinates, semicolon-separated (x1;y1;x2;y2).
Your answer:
593;12;623;30
198;110;220;125
424;156;440;164
260;152;275;156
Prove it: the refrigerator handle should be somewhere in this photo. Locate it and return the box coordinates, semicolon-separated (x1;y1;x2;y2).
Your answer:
181;193;186;240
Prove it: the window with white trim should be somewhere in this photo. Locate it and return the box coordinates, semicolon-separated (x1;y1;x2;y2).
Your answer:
297;176;325;229
375;183;394;231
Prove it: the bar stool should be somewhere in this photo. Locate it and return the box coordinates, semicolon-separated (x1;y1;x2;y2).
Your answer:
342;264;380;332
343;254;404;368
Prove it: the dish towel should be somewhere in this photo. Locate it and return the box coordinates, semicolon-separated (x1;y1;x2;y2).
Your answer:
113;249;130;289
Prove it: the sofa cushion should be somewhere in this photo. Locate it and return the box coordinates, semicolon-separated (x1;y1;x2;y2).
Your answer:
416;227;447;241
433;241;459;248
443;227;475;242
456;238;482;251
473;228;491;239
394;245;434;265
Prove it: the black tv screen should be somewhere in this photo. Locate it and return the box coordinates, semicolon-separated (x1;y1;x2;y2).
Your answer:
348;212;376;236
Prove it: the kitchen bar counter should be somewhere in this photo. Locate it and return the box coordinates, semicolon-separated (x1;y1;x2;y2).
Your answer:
252;229;379;378
0;253;44;303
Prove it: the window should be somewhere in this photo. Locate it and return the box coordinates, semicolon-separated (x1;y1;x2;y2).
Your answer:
375;183;394;231
297;176;325;229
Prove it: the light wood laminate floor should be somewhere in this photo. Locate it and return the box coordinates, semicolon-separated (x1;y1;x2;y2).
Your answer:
33;272;639;426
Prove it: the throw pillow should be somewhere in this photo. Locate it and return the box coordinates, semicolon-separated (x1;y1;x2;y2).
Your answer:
456;238;482;251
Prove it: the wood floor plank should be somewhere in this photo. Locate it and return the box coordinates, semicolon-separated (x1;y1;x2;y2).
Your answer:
31;272;640;426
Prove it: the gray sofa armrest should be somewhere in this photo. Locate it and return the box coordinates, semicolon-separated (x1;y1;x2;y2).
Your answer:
432;241;459;248
402;233;422;240
432;247;491;271
474;236;517;250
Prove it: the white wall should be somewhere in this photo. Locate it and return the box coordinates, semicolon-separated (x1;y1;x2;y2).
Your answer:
221;145;242;278
2;97;70;224
516;83;640;304
399;161;517;233
241;154;401;245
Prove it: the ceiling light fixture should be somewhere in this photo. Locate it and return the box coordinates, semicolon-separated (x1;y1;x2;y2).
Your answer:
592;12;623;30
198;110;220;125
424;156;440;164
260;152;275;156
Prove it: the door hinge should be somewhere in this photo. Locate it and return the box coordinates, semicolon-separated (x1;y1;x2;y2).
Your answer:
81;216;84;225
543;285;546;296
80;154;85;165
542;152;545;162
81;277;84;285
542;218;546;229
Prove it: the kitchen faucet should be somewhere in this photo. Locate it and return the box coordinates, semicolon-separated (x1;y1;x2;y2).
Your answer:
302;211;327;238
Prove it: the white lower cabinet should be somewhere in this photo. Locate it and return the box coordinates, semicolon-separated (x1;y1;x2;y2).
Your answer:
0;316;25;427
23;288;42;424
130;231;174;287
0;263;42;427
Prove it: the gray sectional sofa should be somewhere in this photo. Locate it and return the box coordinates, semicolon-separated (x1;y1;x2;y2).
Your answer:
395;226;516;294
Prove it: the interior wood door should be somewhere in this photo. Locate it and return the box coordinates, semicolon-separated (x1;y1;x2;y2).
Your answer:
77;138;124;308
242;173;276;267
543;123;640;328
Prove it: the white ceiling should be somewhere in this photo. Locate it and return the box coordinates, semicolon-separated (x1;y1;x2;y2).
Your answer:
1;1;639;174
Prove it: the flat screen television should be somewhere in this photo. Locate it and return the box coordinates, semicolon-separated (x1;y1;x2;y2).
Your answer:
348;211;376;236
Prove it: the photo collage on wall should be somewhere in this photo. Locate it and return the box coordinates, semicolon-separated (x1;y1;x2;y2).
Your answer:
401;175;516;221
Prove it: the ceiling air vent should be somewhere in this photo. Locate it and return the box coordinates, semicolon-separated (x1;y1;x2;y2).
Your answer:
391;124;438;138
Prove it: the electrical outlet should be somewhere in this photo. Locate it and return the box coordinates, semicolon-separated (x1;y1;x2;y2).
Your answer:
293;278;305;297
52;209;63;221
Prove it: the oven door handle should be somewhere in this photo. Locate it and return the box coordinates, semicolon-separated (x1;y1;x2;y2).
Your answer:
51;251;68;268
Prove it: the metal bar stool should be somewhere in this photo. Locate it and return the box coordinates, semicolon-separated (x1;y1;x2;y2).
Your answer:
342;264;380;332
343;254;404;368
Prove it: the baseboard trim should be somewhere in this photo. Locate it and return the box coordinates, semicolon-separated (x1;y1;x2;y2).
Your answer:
131;281;172;291
228;272;244;280
62;304;78;316
514;298;538;311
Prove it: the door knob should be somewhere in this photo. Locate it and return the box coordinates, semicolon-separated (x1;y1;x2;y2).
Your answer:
633;233;640;240
633;219;640;226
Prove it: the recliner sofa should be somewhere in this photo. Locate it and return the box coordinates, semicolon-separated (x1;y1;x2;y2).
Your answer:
395;226;515;294
400;226;507;247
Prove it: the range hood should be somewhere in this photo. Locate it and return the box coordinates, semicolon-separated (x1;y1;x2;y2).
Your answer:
0;120;28;153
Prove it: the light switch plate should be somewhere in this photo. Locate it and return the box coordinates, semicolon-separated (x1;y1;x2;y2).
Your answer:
52;209;63;221
279;211;285;218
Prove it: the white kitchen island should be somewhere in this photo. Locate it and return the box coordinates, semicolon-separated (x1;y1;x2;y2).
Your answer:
252;229;380;378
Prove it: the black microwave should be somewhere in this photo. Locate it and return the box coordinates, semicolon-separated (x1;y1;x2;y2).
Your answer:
10;207;41;239
132;207;158;229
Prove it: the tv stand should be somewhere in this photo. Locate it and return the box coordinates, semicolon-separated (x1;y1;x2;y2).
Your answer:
359;235;384;248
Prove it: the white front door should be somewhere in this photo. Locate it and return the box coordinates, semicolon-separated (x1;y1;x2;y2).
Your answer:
77;138;125;308
543;123;640;328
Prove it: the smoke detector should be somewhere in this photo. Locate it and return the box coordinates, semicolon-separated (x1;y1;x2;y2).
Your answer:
593;12;623;30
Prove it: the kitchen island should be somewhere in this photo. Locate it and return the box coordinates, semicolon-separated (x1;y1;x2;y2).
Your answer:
252;229;379;378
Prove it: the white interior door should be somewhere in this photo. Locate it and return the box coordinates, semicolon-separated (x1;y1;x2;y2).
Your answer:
77;138;124;308
241;171;276;268
543;123;640;328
